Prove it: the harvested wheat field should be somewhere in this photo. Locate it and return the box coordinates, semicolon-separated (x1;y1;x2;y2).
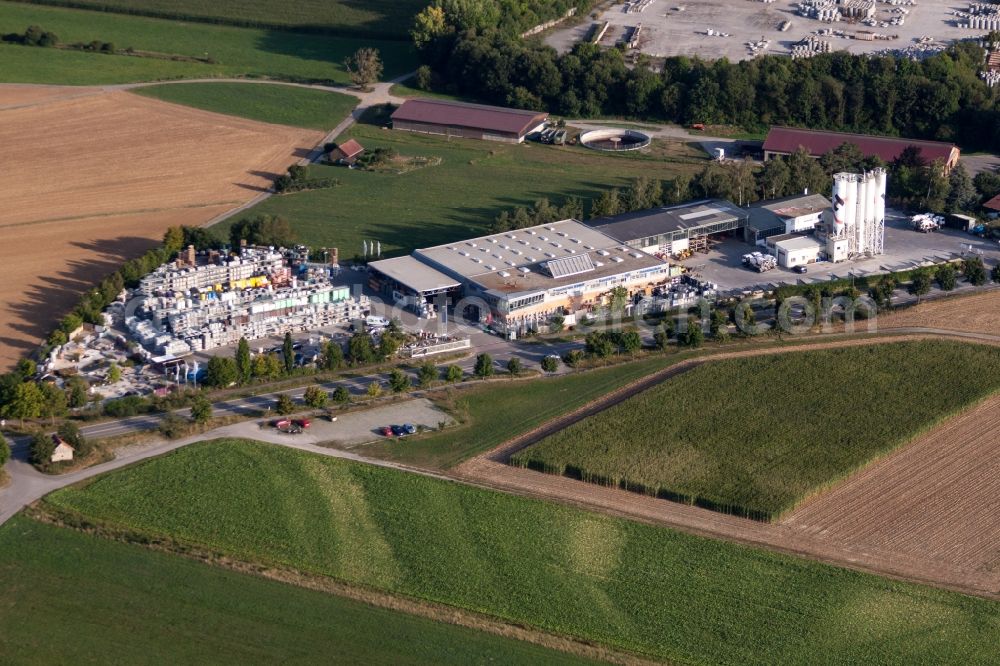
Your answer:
0;83;104;109
879;291;1000;336
782;393;1000;586
0;85;322;370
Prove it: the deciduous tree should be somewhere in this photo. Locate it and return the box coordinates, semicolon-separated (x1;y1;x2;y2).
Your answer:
345;47;383;90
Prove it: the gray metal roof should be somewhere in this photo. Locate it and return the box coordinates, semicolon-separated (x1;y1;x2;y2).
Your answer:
368;255;460;294
586;199;747;242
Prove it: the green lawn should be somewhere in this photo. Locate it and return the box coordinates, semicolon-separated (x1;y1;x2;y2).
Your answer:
218;123;707;259
367;352;696;469
133;82;358;130
514;340;1000;520
0;3;415;85
389;75;467;101
12;0;427;38
0;516;591;665
45;439;1000;665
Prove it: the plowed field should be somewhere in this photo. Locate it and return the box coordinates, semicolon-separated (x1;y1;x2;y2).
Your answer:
0;85;322;370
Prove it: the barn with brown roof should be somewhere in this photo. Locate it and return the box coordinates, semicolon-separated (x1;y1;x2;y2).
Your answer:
390;99;548;144
328;138;365;165
763;126;960;171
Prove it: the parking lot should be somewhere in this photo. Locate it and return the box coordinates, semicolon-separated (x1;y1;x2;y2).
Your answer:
222;397;454;448
546;0;990;62
680;210;1000;293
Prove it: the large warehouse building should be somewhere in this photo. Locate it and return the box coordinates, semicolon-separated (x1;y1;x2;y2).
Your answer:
745;193;832;244
763;127;960;171
369;220;670;337
390;99;548;144
585;199;748;256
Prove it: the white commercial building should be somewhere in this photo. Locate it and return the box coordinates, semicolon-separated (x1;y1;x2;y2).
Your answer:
773;235;824;268
370;219;671;337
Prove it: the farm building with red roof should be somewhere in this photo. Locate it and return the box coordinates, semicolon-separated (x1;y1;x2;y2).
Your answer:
328;138;365;165
390;99;548;144
763;126;960;171
984;193;1000;213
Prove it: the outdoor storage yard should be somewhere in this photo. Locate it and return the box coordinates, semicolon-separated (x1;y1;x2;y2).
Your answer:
546;0;994;62
0;84;322;370
511;340;1000;521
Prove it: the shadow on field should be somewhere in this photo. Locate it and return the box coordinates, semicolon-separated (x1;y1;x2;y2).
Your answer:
2;236;158;360
255;22;416;79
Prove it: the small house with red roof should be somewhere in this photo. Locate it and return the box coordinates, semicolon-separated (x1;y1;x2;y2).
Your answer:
328;139;365;166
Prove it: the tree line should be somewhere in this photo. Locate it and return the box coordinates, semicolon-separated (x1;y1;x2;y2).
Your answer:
491;142;1000;231
412;5;1000;153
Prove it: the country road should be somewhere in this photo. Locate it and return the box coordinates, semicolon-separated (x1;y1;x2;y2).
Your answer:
4;325;998;533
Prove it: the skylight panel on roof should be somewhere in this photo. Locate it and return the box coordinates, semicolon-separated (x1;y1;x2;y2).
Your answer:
545;253;596;279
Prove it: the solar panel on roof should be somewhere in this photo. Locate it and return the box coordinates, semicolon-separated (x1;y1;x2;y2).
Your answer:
545;253;596;279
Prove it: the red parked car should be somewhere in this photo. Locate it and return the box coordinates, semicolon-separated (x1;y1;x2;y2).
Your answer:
294;418;311;429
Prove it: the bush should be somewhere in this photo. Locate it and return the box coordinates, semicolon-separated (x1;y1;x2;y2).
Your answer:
417;362;437;388
275;394;295;415
29;432;54;466
936;263;957;291
190;395;213;424
331;386;351;404
304;385;329;409
444;365;463;383
414;65;433;90
103;396;148;418
506;357;522;377
474;354;494;379
541;356;559;373
562;350;583;367
585;332;615;358
204;356;238;388
962;257;987;286
0;433;9;468
57;422;90;457
158;413;189;439
388;369;411;393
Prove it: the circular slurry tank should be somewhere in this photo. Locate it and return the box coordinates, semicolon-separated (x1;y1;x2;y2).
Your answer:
580;128;651;152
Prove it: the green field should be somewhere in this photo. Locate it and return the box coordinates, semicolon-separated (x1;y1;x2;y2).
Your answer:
368;352;696;469
134;82;358;130
0;3;414;85
514;341;1000;520
0;516;591;665
12;0;427;37
44;439;1000;665
219;122;707;259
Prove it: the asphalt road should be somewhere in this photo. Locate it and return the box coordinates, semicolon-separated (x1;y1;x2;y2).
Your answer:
4;324;997;529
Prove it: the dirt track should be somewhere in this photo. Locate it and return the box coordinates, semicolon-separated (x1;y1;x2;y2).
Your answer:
0;85;322;370
455;333;1000;599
